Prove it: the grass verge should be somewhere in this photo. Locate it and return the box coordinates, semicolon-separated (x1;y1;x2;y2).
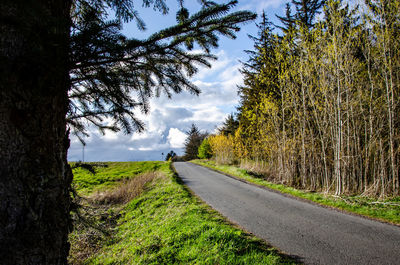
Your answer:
69;161;296;264
71;161;164;195
191;159;400;225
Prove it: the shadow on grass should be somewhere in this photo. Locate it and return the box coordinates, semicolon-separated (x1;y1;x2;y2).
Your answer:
247;170;266;179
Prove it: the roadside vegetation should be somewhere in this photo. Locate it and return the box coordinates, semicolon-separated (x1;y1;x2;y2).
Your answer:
191;159;400;225
68;161;295;264
187;0;400;200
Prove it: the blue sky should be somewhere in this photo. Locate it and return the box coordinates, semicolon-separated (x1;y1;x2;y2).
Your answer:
67;0;287;162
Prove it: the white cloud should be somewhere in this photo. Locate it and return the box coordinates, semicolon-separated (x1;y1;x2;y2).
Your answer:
257;0;285;12
194;50;230;80
190;106;225;123
138;147;153;151
241;0;286;13
167;128;187;148
103;130;119;141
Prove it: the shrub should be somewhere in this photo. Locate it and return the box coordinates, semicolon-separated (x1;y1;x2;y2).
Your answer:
198;138;212;159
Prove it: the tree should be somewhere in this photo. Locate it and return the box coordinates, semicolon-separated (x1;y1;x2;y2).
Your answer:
198;138;213;159
0;1;255;263
364;0;400;195
218;113;239;136
292;0;325;28
208;134;235;164
276;3;296;32
165;150;177;161
184;124;207;160
234;0;399;196
237;13;279;161
276;0;324;32
1;1;73;264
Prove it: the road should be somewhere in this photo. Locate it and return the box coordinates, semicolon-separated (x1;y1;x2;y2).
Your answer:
173;162;400;265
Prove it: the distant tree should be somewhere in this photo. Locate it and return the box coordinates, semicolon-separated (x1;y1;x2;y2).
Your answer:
198;138;213;159
165;150;177;161
184;124;207;160
218;114;239;136
0;0;255;263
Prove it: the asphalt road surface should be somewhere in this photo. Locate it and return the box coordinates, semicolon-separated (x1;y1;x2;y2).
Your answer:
173;162;400;265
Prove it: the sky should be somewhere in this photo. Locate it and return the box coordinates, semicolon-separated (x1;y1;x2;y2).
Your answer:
67;0;287;162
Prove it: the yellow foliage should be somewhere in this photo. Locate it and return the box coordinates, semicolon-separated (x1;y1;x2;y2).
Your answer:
233;126;248;159
208;134;235;164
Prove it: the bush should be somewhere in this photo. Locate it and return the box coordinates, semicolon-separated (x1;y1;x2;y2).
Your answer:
198;138;212;159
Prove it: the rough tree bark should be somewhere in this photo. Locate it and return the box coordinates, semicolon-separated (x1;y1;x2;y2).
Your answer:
0;0;72;264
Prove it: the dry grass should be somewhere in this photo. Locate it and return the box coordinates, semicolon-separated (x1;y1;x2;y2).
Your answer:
239;159;273;178
90;172;159;205
68;226;104;265
68;171;161;265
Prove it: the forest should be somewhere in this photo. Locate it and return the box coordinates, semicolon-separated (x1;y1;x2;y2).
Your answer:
201;0;399;197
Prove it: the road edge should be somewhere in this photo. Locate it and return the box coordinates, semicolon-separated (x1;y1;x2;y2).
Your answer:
188;161;400;228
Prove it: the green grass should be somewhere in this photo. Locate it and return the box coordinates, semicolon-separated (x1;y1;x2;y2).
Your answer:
69;161;295;264
71;161;164;195
191;159;400;225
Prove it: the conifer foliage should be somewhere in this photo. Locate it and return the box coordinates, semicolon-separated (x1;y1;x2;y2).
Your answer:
218;113;239;136
184;124;208;160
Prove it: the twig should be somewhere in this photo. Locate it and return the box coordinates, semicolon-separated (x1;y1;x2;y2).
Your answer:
367;201;400;207
332;195;353;205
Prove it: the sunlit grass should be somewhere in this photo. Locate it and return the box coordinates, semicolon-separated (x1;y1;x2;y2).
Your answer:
71;161;164;195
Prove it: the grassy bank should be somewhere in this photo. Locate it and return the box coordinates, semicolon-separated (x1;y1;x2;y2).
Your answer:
71;161;163;195
69;161;295;264
191;159;400;225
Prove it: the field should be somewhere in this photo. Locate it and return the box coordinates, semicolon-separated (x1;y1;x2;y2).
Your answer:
68;161;295;264
191;160;400;225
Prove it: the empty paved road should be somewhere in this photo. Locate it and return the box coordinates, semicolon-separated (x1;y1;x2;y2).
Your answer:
174;162;400;265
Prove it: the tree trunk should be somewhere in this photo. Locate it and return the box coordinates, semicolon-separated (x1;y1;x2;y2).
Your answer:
0;0;72;264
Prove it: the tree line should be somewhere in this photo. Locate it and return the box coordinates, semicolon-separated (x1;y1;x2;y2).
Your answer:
199;0;399;197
